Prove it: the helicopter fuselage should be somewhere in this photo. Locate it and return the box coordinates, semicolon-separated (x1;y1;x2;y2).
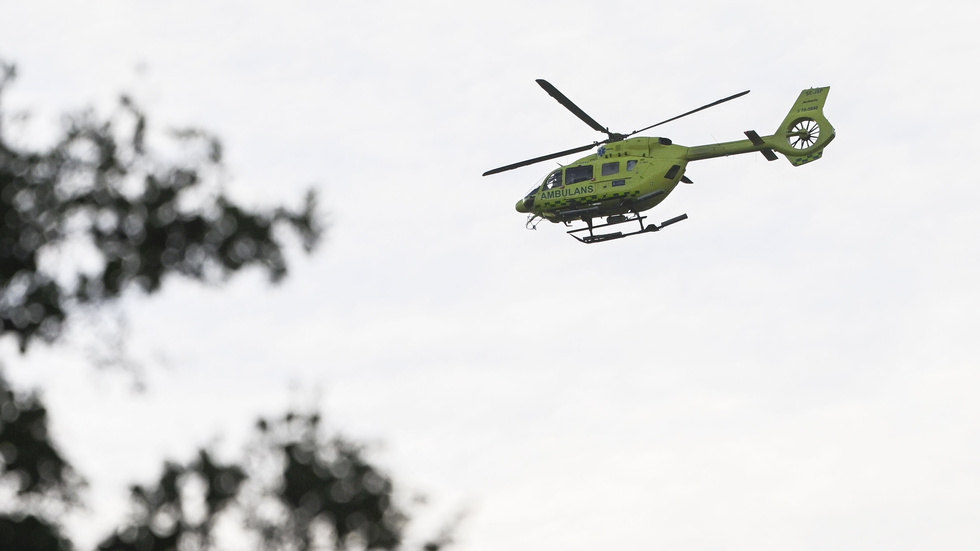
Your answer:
517;137;689;223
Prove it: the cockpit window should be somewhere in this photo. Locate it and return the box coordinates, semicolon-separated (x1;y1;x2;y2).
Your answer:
565;165;594;185
601;162;620;176
626;160;638;171
543;169;562;190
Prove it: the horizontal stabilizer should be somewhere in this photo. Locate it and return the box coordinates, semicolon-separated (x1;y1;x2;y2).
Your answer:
745;130;778;161
744;130;765;145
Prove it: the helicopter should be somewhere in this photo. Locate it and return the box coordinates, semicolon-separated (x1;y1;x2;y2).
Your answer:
483;80;835;243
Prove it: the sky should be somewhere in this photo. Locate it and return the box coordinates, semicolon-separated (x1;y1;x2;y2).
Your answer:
2;1;980;550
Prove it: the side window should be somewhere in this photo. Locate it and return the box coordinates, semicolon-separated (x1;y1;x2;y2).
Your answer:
626;160;638;171
565;165;594;185
544;169;562;189
601;162;620;176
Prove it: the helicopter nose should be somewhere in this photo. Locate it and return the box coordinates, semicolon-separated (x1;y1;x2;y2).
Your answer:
515;198;529;213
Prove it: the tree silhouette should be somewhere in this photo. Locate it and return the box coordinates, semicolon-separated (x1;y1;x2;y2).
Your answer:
0;514;73;551
97;413;409;551
0;371;82;551
0;60;321;353
0;60;439;551
246;412;406;551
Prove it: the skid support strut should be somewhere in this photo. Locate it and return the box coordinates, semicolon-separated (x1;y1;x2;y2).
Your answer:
567;213;688;244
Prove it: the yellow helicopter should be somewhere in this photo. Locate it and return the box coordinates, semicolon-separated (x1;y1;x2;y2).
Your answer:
483;80;835;243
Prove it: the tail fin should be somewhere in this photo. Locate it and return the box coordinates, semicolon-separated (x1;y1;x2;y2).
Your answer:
768;87;835;166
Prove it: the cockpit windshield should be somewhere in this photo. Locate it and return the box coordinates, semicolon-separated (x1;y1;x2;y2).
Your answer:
543;169;562;190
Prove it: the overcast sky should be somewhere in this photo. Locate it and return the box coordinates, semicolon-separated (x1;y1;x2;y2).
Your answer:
2;1;980;550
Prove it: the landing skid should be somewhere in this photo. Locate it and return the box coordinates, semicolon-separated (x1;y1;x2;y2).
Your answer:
566;213;688;244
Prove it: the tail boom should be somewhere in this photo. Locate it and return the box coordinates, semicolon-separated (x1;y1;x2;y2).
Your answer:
684;87;835;166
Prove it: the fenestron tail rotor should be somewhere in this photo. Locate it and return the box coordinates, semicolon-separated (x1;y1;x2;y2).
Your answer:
483;80;751;177
787;118;820;149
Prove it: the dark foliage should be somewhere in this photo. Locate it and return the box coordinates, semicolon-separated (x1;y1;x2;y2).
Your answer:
248;412;406;551
96;451;246;551
0;372;82;501
0;60;450;551
96;412;408;551
0;372;82;551
0;60;322;352
0;514;73;551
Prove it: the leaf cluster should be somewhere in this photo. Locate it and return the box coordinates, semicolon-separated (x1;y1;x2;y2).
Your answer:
0;60;455;551
0;371;82;550
2;370;415;551
97;412;408;551
0;61;323;352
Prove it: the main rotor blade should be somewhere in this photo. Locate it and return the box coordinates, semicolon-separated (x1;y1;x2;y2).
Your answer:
628;89;750;137
536;79;611;136
482;142;598;176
